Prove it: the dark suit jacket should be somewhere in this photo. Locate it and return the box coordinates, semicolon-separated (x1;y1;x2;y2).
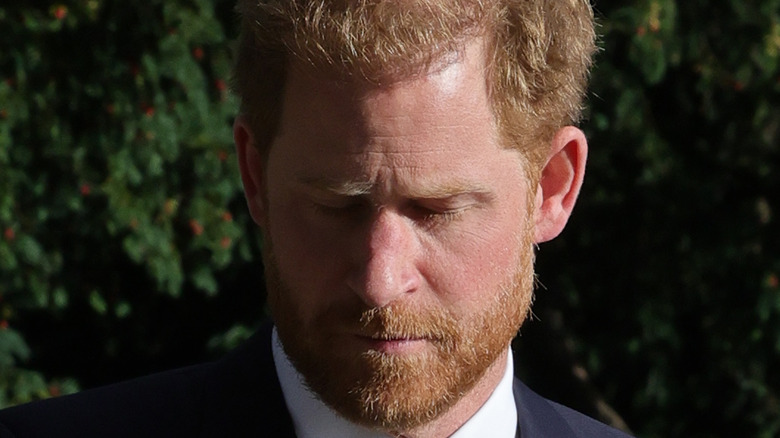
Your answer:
0;324;631;437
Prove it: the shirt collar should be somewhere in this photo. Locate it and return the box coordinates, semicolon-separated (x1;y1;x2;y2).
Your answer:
272;328;517;438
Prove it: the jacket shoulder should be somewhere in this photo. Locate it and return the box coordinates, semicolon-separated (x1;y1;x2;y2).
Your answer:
0;323;294;438
514;379;634;438
0;363;209;438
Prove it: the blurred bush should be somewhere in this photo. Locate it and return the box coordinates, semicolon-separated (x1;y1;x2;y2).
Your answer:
0;0;258;407
529;1;780;437
0;1;778;437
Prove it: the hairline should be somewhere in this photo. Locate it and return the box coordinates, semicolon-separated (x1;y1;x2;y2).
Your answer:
242;34;543;182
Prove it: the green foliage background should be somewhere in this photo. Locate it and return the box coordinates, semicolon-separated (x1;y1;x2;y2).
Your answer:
0;1;778;437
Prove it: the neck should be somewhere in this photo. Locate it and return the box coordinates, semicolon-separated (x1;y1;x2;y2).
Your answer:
392;348;510;438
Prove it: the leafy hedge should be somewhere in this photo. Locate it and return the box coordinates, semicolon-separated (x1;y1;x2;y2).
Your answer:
0;0;251;405
1;1;778;437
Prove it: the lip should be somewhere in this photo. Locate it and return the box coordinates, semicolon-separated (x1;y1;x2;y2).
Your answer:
355;335;429;354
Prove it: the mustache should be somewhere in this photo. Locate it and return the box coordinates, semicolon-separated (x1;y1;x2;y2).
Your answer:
326;302;460;345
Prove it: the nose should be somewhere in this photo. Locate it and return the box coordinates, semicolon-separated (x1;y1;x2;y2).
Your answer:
346;208;422;308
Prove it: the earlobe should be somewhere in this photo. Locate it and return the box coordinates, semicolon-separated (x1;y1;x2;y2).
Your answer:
533;126;588;243
234;115;267;227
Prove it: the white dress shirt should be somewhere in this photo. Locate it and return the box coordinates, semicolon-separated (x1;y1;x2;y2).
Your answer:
272;329;517;438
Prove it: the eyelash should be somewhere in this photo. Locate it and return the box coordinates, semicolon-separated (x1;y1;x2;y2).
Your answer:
310;202;363;217
419;208;465;226
309;201;469;226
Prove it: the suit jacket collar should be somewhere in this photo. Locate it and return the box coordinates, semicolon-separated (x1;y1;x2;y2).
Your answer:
514;379;579;437
196;323;628;438
199;323;296;437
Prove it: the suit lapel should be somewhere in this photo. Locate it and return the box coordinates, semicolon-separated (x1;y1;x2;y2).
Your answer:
199;323;297;437
514;379;578;438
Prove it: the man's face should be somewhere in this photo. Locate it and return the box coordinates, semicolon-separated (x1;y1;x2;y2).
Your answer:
259;41;536;433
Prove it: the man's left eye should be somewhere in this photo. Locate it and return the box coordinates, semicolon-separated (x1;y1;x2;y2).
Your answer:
409;204;469;226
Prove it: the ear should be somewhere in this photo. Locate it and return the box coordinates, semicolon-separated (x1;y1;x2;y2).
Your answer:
234;115;267;228
533;126;588;243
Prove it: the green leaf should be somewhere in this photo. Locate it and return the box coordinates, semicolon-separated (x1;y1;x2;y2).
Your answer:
191;266;217;295
88;290;107;315
16;235;43;265
0;328;31;367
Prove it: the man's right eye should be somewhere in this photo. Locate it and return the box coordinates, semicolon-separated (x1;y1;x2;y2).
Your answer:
308;199;365;218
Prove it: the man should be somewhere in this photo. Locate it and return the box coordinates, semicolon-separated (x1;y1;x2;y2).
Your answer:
0;1;632;437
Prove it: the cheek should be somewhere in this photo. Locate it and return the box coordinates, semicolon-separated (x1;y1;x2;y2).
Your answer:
422;212;527;310
267;200;351;297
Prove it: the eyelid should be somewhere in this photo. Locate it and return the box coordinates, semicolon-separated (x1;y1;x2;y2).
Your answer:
309;195;360;209
406;198;476;227
413;206;468;229
306;194;370;220
413;195;481;213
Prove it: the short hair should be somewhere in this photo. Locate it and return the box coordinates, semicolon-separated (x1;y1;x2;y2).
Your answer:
233;0;596;176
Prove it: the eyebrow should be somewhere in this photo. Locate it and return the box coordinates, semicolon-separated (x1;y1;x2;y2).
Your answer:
296;177;374;197
296;176;494;201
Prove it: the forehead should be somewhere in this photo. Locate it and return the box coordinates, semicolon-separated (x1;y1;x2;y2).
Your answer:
267;38;528;200
277;37;495;145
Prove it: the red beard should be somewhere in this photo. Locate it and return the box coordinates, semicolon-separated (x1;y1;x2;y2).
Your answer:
264;236;534;434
